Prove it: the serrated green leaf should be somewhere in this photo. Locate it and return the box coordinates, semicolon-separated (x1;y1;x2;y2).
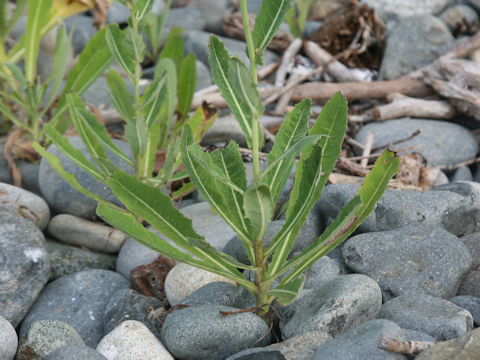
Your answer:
267;92;348;277
252;0;291;65
125;118;148;159
138;120;161;179
244;184;273;240
25;0;52;82
266;274;305;305
261;99;311;204
52;26;114;133
177;53;196;121
106;25;136;78
208;35;263;149
141;71;167;129
155;58;177;148
106;69;135;121
134;0;155;21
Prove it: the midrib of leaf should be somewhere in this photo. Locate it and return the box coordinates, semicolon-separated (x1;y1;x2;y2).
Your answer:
233;60;257;116
143;76;166;125
256;0;288;57
26;1;44;82
210;43;252;141
255;187;267;238
106;29;131;76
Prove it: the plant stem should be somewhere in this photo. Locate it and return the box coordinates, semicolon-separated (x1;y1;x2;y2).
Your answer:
240;0;261;184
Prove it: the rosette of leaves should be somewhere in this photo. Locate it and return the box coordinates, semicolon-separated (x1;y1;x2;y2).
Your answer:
54;0;399;317
35;0;215;199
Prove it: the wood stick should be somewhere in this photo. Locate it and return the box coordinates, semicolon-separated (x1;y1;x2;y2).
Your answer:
274;70;303;114
378;336;436;355
275;38;303;87
360;131;373;168
373;93;455;120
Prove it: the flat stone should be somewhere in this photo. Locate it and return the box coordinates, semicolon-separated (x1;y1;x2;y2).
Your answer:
460;231;480;270
355;119;477;167
161;305;271;360
103;289;163;339
0;159;41;195
45;239;116;281
315;182;480;237
97;320;173;360
39;136;133;219
379;16;454;79
116;238;160;279
165;263;236;306
361;0;449;18
165;6;207;33
202;115;247;147
450;296;480;326
191;0;226;33
16;320;84;360
227;331;332;360
45;345;107;360
402;328;436;343
106;2;130;23
0;182;50;230
181;281;239;307
195;60;212;91
458;270;480;297
416;327;480;360
377;295;474;340
452;165;473;182
0;213;50;327
280;274;382;339
19;269;130;347
48;214;127;253
0;315;17;360
343;224;471;300
313;319;407;360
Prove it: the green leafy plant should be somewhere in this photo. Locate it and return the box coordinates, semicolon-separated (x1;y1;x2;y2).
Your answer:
286;0;315;38
44;0;400;318
35;0;215;200
0;0;115;139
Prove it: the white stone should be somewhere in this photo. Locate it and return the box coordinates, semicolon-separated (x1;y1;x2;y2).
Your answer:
96;320;173;360
0;182;50;230
0;315;17;360
165;263;237;305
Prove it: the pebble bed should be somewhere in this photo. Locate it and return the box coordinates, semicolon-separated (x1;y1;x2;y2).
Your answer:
2;0;480;359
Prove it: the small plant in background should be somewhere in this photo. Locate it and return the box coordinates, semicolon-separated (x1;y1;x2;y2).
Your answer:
87;0;400;319
286;0;315;38
35;0;215;202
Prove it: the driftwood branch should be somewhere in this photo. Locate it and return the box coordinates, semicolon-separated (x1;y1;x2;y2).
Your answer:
372;93;455;121
275;38;303;87
378;336;436;355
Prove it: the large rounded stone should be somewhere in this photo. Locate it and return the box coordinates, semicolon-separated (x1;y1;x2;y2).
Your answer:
0;213;50;327
361;0;449;18
45;345;107;360
161;305;271;360
0;315;17;360
280;274;382;339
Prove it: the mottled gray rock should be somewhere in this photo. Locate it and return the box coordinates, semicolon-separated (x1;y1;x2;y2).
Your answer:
165;6;207;34
313;319;407;360
45;239;116;281
450;296;480;326
65;15;98;55
19;269;130;347
458;270;480;297
316;182;480;237
416;326;480;360
183;30;278;71
0;182;50;230
440;4;478;35
97;320;173;360
378;295;473;340
161;305;271;360
82;76;111;108
165;263;235;305
45;345;107;360
343;224;471;300
361;0;449;17
195;60;212;91
460;231;480;270
0;159;41;194
402;328;436;343
116;238;160;279
103;289;163;339
0;213;50;327
107;2;130;23
202;115;247;147
280;274;382;339
48;214;127;253
227;331;331;360
355;119;477;167
39;136;133;219
452;165;473;182
379;16;454;79
0;315;17;360
180;201;237;250
303;256;341;289
191;0;225;33
16;320;84;360
181;281;239;307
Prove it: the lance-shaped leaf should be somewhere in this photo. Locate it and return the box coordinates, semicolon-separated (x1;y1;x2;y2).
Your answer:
158;34;184;67
244;184;273;241
103;169;248;279
276;150;400;284
106;69;135;121
134;0;155;21
97;202;254;290
141;71;167;128
266;274;305;306
208;36;264;149
177;53;196;121
252;0;291;65
52;26;114;133
261;99;311;204
266;92;348;277
125;118;148;160
105;25;137;78
181;127;252;242
25;0;52;83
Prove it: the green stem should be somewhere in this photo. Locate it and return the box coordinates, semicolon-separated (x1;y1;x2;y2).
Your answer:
239;0;261;184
